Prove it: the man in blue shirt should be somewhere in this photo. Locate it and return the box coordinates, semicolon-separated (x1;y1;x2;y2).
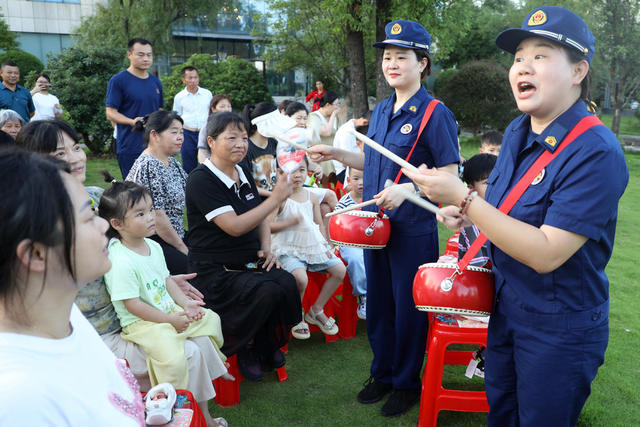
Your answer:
106;38;164;178
0;61;35;123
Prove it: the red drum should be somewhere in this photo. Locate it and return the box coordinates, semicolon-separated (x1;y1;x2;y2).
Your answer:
413;262;494;316
329;211;390;249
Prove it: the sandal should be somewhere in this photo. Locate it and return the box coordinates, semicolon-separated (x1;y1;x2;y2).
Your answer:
212;417;228;427
305;308;339;335
291;321;311;339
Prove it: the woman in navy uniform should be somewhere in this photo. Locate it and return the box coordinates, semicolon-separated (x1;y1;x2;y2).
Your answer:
405;7;629;426
310;20;459;417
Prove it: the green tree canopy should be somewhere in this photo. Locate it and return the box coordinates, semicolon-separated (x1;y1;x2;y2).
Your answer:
74;0;223;55
0;7;18;51
161;55;271;111
438;60;516;134
46;46;125;154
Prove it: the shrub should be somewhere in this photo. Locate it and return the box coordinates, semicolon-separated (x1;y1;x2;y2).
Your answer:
45;46;126;154
437;60;516;134
433;68;458;99
161;54;272;111
0;49;43;86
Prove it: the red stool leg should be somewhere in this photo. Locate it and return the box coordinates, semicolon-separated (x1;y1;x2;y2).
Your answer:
418;319;490;427
213;354;242;407
337;273;358;339
419;328;446;427
304;271;340;343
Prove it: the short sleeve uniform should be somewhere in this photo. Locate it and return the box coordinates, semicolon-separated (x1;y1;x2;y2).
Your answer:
126;153;188;238
363;86;459;232
483;101;629;426
104;238;174;328
485;101;628;315
106;70;163;155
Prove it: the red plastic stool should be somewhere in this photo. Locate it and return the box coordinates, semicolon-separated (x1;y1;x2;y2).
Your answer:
303;271;341;342
332;250;360;339
418;317;489;427
213;351;289;407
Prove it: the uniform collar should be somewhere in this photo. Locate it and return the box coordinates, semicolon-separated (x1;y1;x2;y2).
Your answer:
204;158;250;189
401;86;430;116
513;101;590;153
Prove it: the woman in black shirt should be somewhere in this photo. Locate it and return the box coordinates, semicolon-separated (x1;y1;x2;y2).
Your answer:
185;112;301;382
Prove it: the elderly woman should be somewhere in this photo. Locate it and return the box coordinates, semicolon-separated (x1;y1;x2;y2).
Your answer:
15;119;227;426
186;111;301;382
0;109;24;139
127;110;189;274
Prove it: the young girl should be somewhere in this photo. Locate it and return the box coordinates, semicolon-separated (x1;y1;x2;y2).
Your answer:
270;156;346;338
285;101;338;235
100;176;231;427
405;7;628;425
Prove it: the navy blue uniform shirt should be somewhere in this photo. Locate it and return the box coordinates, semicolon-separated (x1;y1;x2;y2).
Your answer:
0;83;34;122
363;86;459;233
105;70;163;155
485;101;628;314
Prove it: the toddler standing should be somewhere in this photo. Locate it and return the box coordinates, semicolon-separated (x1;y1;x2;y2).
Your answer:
334;167;368;319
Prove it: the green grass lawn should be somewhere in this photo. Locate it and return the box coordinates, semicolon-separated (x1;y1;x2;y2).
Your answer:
598;113;640;135
86;149;639;426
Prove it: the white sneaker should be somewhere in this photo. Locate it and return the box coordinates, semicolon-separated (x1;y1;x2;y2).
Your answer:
145;382;177;425
357;296;367;320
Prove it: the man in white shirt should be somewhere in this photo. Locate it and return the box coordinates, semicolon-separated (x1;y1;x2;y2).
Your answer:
173;66;213;173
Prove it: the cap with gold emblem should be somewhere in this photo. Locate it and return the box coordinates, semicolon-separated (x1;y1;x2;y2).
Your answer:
373;20;431;52
495;6;595;64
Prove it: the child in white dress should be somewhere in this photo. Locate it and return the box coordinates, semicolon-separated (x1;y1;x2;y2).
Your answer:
270;156;346;339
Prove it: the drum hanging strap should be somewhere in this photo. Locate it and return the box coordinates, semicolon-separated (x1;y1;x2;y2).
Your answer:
377;99;440;219
457;115;603;273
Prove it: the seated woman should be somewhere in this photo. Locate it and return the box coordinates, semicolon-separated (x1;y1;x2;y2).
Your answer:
0;149;144;426
15;119;227;424
126;110;190;274
186;112;302;382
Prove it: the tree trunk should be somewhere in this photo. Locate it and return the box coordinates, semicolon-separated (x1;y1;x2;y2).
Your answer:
346;29;368;118
612;108;621;136
375;0;392;103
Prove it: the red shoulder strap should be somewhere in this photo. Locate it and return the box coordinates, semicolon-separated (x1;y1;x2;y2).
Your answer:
457;115;603;271
392;99;440;185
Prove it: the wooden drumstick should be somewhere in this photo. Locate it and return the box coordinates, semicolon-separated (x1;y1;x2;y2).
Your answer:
394;185;456;221
347;129;420;173
325;198;377;217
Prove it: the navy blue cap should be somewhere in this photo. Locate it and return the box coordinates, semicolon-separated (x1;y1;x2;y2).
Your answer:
496;6;595;64
373;20;431;52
